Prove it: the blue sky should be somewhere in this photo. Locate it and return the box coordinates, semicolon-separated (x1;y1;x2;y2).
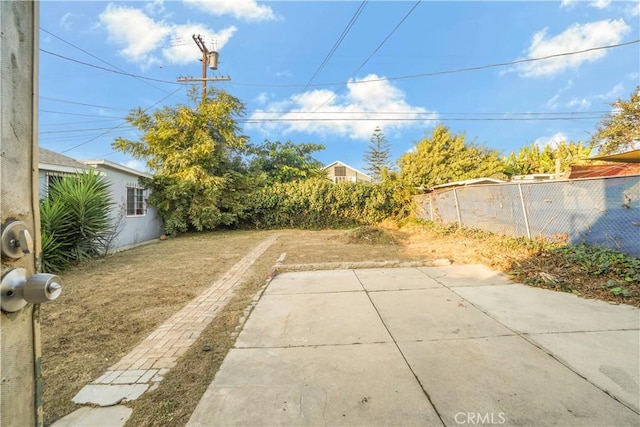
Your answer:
39;0;640;173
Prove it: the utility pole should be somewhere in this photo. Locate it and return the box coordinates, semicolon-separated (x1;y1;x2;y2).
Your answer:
177;34;231;103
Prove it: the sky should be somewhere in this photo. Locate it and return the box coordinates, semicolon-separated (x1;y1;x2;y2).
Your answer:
38;0;640;173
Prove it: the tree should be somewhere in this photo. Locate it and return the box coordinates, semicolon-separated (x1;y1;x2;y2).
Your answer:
364;127;392;182
503;140;594;176
113;88;250;233
399;125;505;188
591;86;640;154
248;140;325;184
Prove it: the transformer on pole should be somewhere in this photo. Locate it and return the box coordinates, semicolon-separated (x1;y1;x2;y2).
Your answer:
176;34;230;103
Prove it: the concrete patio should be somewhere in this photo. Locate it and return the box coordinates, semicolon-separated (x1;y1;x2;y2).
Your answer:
188;265;640;426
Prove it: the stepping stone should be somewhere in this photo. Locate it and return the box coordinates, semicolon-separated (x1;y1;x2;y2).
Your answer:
72;384;148;406
51;406;131;427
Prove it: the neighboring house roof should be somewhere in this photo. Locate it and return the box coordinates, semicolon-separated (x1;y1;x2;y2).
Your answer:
587;149;640;163
568;163;640;179
323;160;373;179
39;147;89;173
83;159;152;179
430;177;505;192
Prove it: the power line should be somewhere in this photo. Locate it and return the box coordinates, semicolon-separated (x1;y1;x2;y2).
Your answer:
302;0;420;117
41;27;175;95
60;87;182;154
240;116;607;123
357;0;421;71
293;0;368;102
41;126;135;135
229;39;640;88
247;110;611;116
39;109;125;119
41;96;132;111
40;118;125;127
40;49;186;86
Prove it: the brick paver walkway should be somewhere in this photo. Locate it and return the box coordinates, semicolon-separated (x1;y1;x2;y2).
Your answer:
72;234;279;405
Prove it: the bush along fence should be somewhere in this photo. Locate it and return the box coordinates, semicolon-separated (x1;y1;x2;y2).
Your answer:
415;175;640;257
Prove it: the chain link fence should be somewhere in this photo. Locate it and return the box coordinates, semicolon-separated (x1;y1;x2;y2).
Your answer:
415;175;640;257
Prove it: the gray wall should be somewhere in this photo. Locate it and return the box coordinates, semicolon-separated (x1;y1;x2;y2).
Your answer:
416;175;640;256
94;165;163;251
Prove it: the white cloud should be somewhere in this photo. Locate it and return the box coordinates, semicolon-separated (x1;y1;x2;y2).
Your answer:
60;12;82;30
248;74;438;140
518;19;630;78
598;83;624;100
99;4;236;68
626;2;640;17
253;92;271;104
545;78;574;110
560;0;577;9
566;97;591;110
145;0;166;15
534;132;568;149
182;0;276;22
590;0;611;9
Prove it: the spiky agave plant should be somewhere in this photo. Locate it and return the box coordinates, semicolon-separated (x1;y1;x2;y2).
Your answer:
41;169;114;270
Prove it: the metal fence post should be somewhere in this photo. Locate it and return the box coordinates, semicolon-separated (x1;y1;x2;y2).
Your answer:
453;188;462;227
518;183;532;239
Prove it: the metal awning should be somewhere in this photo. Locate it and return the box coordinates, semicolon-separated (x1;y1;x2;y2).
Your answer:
587;149;640;163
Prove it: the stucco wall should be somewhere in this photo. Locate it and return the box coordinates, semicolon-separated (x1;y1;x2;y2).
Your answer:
92;165;163;251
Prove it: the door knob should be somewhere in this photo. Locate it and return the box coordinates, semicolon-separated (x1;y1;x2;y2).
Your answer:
1;268;63;313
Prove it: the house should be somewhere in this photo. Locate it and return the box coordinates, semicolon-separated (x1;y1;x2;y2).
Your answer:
323;161;373;183
38;147;89;197
38;148;163;251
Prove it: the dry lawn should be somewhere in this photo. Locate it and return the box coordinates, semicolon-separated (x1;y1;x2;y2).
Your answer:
41;225;638;426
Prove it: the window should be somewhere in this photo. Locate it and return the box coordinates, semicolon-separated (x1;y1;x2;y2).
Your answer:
334;166;346;176
126;186;145;216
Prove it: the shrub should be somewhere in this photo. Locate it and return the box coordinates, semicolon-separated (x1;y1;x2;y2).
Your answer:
40;170;114;272
242;178;412;229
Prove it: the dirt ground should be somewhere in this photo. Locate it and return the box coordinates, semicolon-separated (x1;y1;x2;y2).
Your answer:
41;226;639;426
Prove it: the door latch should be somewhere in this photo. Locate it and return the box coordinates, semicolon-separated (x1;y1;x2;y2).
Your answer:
1;268;63;313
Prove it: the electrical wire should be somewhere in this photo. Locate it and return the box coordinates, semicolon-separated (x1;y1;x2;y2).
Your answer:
229;39;640;88
40;48;186;86
60;87;182;154
240;116;607;123
301;0;420;117
292;0;368;103
357;0;421;71
39;109;125;119
41;96;132;111
41;27;176;95
41;126;135;135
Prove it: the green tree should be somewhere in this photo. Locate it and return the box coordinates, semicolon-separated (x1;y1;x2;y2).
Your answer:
503;140;594;176
248;140;325;184
364;127;392;182
591;86;640;154
399;125;504;188
113;89;249;233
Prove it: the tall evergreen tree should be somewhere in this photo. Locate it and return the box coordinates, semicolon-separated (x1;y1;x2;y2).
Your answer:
364;127;392;182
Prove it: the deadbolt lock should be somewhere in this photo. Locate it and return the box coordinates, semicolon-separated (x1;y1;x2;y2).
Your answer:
1;220;34;259
1;268;63;313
